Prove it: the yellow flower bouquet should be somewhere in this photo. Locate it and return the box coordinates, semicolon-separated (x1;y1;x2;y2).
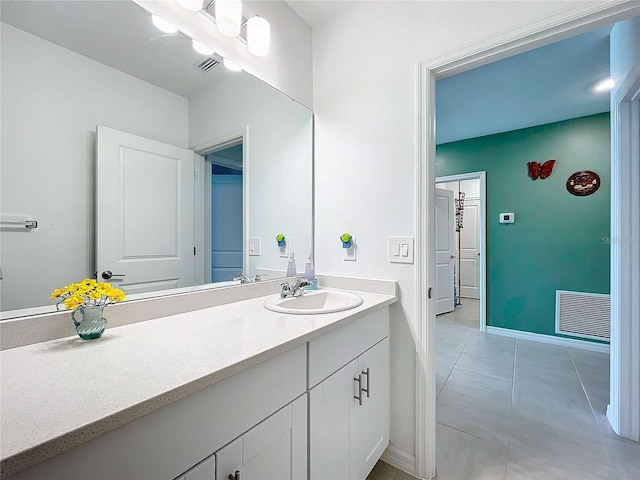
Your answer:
50;279;126;340
50;278;126;310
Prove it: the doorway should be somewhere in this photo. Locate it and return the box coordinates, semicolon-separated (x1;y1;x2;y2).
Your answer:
415;5;640;478
200;138;246;284
435;172;486;332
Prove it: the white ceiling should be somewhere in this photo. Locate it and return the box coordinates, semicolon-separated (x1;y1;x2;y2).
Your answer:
3;0;613;142
0;0;238;99
286;1;349;29
285;1;612;145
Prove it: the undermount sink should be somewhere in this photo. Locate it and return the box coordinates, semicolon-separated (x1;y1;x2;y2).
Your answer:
263;289;364;315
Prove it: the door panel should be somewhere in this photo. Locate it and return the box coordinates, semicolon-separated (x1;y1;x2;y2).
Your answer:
435;188;455;314
96;126;195;294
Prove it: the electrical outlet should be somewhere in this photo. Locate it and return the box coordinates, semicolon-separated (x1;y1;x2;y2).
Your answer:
344;237;356;261
279;237;291;257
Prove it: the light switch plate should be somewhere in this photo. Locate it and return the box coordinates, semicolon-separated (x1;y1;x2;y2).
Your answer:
389;236;414;264
249;237;261;256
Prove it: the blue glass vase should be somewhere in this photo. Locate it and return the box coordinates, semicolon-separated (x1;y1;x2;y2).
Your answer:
72;306;107;340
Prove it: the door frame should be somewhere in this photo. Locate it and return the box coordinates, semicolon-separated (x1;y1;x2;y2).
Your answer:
192;128;249;285
414;3;640;478
608;62;640;441
436;172;487;332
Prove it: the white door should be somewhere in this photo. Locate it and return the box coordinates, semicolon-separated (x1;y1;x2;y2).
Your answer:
460;198;480;299
215;396;307;480
96;126;195;295
356;338;390;480
435;188;455;315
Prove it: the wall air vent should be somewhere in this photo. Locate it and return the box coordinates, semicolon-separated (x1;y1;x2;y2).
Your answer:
192;57;219;73
555;290;610;341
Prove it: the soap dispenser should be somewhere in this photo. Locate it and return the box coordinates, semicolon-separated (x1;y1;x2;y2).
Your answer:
303;254;317;290
286;253;297;277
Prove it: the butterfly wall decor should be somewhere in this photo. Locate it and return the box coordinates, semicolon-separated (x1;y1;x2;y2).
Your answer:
527;159;556;180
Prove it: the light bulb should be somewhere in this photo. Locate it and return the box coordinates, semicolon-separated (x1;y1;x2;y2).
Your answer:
223;58;242;72
177;0;203;11
216;0;242;37
594;78;614;92
192;39;214;56
152;15;177;34
247;16;270;57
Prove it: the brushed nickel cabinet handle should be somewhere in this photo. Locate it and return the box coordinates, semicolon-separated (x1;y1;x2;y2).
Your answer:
361;368;370;398
354;374;363;406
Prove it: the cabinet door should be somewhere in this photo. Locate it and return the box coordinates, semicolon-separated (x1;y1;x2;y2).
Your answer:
356;337;390;479
309;358;360;480
181;454;215;480
215;395;307;480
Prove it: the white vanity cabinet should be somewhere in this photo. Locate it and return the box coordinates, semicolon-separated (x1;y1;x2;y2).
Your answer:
308;309;390;480
215;395;307;480
9;345;307;480
177;395;307;480
5;304;393;480
176;454;216;480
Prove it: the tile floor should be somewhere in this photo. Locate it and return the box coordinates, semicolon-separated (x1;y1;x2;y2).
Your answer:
367;298;640;480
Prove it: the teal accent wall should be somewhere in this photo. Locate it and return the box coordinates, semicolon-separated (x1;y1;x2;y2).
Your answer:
436;113;610;340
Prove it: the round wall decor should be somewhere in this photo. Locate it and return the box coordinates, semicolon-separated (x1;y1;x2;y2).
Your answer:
566;170;600;196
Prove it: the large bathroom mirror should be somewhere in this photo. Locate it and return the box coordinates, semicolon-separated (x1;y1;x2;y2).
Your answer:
0;0;313;318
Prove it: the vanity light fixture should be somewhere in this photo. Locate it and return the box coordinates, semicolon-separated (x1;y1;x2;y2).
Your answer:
247;15;270;57
223;57;242;72
176;0;271;57
594;78;615;92
192;39;214;56
152;14;178;34
215;0;242;37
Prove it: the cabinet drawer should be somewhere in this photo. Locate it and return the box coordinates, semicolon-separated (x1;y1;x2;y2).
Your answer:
308;308;389;388
11;345;306;480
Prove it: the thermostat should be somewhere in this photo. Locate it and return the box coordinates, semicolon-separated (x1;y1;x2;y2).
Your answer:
499;213;515;224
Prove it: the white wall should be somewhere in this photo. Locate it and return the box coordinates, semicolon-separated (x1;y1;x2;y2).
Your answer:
0;24;189;311
189;73;313;277
310;0;603;466
134;0;313;109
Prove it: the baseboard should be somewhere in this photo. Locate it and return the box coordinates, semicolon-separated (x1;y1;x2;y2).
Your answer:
380;445;416;477
486;326;610;353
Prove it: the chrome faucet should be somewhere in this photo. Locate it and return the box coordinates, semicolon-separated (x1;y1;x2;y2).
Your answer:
234;272;253;284
234;273;267;284
279;279;311;298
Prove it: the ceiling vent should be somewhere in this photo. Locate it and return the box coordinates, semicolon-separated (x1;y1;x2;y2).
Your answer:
192;57;219;73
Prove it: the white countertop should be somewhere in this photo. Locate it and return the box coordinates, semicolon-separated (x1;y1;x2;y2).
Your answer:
0;288;396;478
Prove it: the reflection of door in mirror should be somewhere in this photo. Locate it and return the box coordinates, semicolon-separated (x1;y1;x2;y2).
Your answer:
206;143;244;283
96;126;196;296
0;0;313;319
